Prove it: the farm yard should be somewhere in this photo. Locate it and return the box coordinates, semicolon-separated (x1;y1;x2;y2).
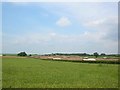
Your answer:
2;56;118;88
33;55;118;62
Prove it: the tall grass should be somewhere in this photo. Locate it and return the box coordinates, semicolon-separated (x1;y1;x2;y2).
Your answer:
2;57;118;88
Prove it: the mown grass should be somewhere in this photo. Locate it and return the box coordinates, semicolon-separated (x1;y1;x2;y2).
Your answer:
2;56;118;88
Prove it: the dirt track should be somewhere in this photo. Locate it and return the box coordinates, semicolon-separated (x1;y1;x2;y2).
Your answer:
33;55;118;61
1;55;118;62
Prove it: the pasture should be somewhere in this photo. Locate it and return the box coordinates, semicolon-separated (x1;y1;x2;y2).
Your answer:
2;56;118;88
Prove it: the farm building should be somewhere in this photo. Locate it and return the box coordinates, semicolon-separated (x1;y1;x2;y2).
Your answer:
83;58;96;61
53;58;61;60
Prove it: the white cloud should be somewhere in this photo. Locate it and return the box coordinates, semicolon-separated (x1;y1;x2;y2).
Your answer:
56;16;71;27
3;30;118;54
2;2;118;54
85;19;106;27
49;32;56;37
84;16;118;41
84;16;118;28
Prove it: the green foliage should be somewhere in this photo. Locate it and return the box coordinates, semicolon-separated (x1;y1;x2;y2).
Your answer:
101;53;106;56
46;53;90;56
3;57;118;88
2;54;17;56
93;52;99;58
29;54;32;56
17;52;27;56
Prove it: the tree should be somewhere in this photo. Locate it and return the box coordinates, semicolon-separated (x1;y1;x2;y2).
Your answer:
17;52;27;56
3;54;6;56
101;53;106;56
93;52;99;58
29;54;32;56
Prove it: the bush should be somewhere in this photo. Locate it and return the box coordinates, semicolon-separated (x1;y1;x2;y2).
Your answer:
17;52;27;56
101;53;106;56
29;54;32;56
3;54;6;56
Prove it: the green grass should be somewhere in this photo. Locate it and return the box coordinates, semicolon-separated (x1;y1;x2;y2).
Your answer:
2;56;118;88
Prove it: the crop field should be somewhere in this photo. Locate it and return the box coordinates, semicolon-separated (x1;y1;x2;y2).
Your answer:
2;56;118;88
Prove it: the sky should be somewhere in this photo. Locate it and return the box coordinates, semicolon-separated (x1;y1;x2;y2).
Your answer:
2;2;118;54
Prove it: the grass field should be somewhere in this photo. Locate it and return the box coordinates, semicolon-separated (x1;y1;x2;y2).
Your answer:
2;56;118;88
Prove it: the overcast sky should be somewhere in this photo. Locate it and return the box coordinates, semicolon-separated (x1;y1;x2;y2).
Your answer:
2;2;118;54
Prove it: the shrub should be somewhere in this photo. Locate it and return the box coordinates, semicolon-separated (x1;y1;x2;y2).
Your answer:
17;52;27;56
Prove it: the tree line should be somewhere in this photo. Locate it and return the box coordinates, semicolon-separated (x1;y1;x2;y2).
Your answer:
17;51;119;58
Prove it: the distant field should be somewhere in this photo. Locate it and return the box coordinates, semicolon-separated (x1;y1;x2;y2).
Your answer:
2;56;118;88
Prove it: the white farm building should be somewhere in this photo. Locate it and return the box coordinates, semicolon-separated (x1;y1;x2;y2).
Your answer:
83;58;96;61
